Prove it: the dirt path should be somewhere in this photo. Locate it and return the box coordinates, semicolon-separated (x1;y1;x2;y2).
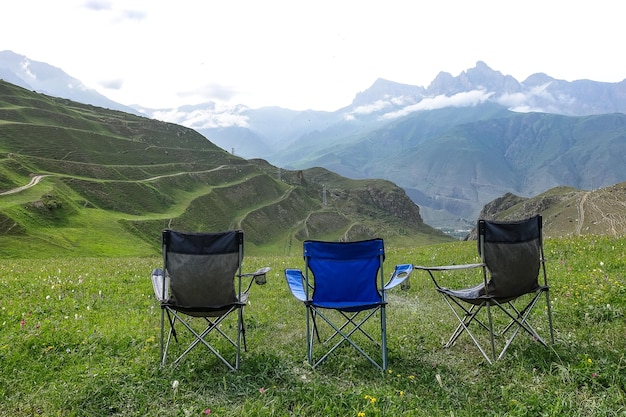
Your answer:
575;191;589;235
0;175;51;196
0;165;229;196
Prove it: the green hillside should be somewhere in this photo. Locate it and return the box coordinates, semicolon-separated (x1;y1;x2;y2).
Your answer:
470;181;626;239
274;103;626;226
0;80;450;258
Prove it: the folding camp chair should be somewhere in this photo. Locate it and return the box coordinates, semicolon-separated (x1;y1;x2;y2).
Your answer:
151;229;269;370
414;215;554;364
285;239;413;371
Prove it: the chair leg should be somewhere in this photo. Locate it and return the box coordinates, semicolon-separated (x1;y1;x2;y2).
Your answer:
486;302;496;362
441;296;493;364
545;289;555;344
160;307;244;371
306;306;314;366
235;308;243;370
326;311;379;346
160;307;165;366
381;306;388;371
309;307;385;370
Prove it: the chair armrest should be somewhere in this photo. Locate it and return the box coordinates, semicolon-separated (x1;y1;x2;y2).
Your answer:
242;266;271;285
384;263;413;290
414;263;485;291
285;269;308;302
151;268;167;301
413;263;484;271
242;266;271;277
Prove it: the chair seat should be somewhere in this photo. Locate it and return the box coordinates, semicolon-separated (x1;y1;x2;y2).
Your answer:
307;300;385;312
438;283;487;304
439;283;546;305
162;298;248;317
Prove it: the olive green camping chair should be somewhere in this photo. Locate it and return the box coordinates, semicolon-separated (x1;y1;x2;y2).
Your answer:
151;229;269;370
415;215;554;364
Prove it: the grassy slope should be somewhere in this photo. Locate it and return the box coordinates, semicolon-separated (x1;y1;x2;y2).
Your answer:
0;80;451;258
476;182;626;239
0;236;624;416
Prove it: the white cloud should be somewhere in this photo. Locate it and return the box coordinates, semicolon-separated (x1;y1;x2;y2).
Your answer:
20;60;36;80
351;99;392;115
382;90;494;119
153;106;250;129
1;1;624;111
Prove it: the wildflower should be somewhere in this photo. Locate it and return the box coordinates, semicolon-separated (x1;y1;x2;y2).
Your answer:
364;395;376;404
592;373;598;378
358;412;366;417
19;319;25;328
408;375;415;380
587;358;593;364
259;387;266;394
399;390;404;396
203;409;211;414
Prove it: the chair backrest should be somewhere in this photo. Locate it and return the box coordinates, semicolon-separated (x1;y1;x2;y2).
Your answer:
478;215;543;298
163;229;243;308
304;239;385;305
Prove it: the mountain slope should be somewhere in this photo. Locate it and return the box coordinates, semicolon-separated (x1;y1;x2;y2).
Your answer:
4;52;625;231
0;80;450;258
0;50;142;115
280;107;626;228
469;181;626;239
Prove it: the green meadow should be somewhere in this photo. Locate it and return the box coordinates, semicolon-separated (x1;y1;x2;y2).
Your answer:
0;235;624;416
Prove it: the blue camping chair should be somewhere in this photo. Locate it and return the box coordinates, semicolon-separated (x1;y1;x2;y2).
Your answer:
285;239;413;371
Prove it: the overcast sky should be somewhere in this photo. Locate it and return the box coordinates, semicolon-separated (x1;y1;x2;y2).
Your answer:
2;0;624;111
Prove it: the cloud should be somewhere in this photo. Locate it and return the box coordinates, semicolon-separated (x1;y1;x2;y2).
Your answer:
19;59;36;80
178;83;239;103
120;9;147;21
83;0;146;22
83;0;112;11
382;90;494;119
351;99;392;115
99;78;124;90
153;104;250;129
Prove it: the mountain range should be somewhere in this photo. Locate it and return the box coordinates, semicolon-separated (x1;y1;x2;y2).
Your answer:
2;50;626;230
0;79;450;257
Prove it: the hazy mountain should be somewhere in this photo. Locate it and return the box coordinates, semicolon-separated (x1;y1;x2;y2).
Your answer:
0;50;142;116
466;181;626;240
4;51;625;230
142;61;626;160
0;80;449;257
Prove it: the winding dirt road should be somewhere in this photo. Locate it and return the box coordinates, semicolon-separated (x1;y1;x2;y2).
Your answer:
0;175;51;196
575;191;589;235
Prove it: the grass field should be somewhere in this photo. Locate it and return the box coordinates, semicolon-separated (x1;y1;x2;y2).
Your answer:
0;235;624;416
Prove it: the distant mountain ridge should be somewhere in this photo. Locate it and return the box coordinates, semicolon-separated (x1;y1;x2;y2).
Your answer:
466;181;626;240
0;80;449;257
0;50;142;116
3;51;625;230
